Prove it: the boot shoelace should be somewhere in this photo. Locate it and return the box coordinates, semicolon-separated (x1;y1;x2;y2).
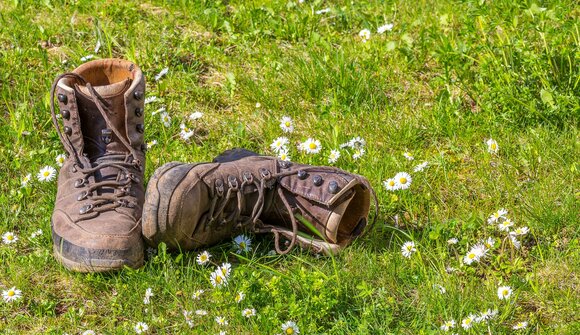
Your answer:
50;73;142;215
203;165;379;254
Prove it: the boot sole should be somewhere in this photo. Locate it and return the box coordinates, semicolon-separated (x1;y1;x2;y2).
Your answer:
141;162;190;248
52;225;144;273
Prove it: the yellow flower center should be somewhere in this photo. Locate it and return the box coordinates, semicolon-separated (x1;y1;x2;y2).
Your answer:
43;171;50;177
216;276;222;283
200;255;207;261
239;242;246;249
285;122;291;127
286;328;295;335
491;143;497;150
7;235;13;241
502;289;508;296
309;143;317;149
468;253;476;259
8;290;15;297
399;177;407;184
221;268;227;276
465;319;471;325
388;181;395;186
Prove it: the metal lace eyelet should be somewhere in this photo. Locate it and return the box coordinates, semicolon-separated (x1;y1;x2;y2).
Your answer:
242;171;253;183
77;190;90;201
79;204;93;215
259;168;271;178
74;179;85;188
297;170;307;180
215;179;224;196
279;160;291;168
228;175;239;190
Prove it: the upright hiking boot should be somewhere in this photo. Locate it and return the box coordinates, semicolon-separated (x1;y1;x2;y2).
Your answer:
50;59;146;272
142;150;376;255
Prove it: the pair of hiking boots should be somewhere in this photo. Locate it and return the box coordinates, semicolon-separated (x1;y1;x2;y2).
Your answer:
50;59;376;272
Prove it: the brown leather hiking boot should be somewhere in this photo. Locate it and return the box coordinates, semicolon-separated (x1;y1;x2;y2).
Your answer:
142;150;376;255
50;59;146;272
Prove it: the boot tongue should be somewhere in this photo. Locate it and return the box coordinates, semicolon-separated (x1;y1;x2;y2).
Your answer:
74;79;132;158
93;154;128;195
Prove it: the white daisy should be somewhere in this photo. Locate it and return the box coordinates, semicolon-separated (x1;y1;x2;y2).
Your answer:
270;137;289;153
2;232;18;244
160;112;171;127
394;172;412;190
2;287;22;302
196;251;211;265
328;149;340;164
513;321;528;330
242;308;256;318
154;67;169;81
463;243;487;265
82;331;96;335
377;23;394;33
195;309;208;316
94;40;101;53
315;8;330;14
403;152;414;160
359;29;371;42
483;237;495;249
279;116;294;133
255;102;261;108
233;234;252;253
486;138;499;154
192;289;204;300
210;271;228;288
509;235;521;249
278;149;291;162
497;285;513;300
180;123;194;141
134;322;148;334
433;284;446;294
235;291;245;303
487;208;508;224
281;321;300;334
461;315;476;329
401;241;416;258
143;287;153;304
147;140;158;149
348;136;366;148
383;178;398;191
80;54;94;62
21;173;32;187
183;310;194;327
498;218;514;232
478;309;498;321
440;319;455;331
37;166;56;182
352;147;365;160
218;263;232;278
189;111;203;120
55;153;66;167
30;229;43;239
413;161;428;172
145;96;157;104
301;138;322;154
215;316;228;326
510;227;529;236
447;238;459;245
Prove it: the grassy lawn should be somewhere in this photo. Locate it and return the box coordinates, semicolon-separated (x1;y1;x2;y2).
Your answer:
1;0;578;333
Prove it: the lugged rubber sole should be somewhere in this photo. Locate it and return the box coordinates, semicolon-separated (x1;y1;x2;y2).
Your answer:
52;226;144;273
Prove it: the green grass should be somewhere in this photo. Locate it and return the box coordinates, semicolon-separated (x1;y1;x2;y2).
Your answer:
1;0;579;334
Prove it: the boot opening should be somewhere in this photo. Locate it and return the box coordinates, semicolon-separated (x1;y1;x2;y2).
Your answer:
329;183;370;245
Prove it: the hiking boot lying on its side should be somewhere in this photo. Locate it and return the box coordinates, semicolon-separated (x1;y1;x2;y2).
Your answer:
142;150;376;255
